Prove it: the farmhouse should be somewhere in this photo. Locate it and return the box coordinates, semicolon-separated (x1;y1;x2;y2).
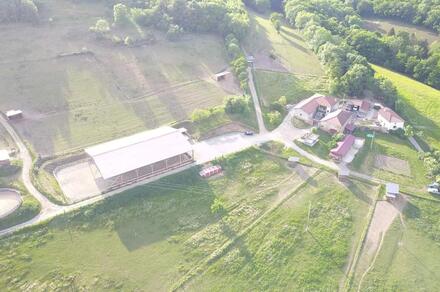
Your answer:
318;110;353;134
378;107;404;130
293;94;338;124
330;134;355;161
85;127;194;188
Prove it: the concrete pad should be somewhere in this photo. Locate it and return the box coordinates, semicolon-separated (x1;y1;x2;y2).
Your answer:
54;160;110;203
0;189;22;219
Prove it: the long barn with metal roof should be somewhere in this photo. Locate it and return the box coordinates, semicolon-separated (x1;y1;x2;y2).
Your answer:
85;126;194;188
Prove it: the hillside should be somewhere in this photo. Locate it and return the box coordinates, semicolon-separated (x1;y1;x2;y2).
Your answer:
373;64;440;149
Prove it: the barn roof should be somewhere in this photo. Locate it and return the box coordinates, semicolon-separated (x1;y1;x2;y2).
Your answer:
294;94;337;115
320;110;353;129
85;127;192;179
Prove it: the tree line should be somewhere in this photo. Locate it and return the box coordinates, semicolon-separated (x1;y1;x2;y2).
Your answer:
354;0;440;33
284;0;439;97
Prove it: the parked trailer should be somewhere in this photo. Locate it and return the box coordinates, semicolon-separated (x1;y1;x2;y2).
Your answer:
199;165;222;178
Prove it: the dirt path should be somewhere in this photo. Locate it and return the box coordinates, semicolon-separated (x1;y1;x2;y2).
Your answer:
355;196;407;291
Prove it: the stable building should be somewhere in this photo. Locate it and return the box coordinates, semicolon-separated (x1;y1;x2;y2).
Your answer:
85;127;194;189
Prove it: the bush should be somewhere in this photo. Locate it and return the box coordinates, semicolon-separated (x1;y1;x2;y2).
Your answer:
224;95;250;114
113;3;130;26
89;19;110;39
191;109;211;122
267;111;282;127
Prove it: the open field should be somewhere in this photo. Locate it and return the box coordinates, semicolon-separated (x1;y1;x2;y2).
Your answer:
363;18;439;46
244;13;324;76
354;198;440;291
0;149;376;290
372;65;440;150
254;70;328;107
187;172;376;290
350;131;431;196
0;0;242;156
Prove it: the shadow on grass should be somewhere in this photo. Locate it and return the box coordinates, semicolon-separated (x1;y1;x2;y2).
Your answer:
343;180;373;205
279;33;310;55
115;170;216;251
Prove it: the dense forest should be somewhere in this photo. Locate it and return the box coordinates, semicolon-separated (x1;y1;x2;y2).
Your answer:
284;0;440;91
354;0;440;33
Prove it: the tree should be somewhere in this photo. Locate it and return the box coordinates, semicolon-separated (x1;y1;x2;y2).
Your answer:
270;12;283;33
113;3;130;26
211;197;226;216
20;0;39;23
89;19;110;39
387;27;396;36
404;124;414;137
267;111;282;127
224;96;249;114
278;96;287;106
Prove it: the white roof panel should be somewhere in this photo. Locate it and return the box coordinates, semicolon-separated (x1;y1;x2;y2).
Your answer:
85;127;192;179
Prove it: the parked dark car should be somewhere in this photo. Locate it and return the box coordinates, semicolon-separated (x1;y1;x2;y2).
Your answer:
244;131;254;136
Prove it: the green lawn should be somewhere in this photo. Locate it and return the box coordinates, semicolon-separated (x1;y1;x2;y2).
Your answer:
244;12;324;76
0;149;313;290
358;198;440;291
254;70;328;107
0;149;379;291
296;129;335;160
350;131;431;196
188;172;376;291
372;65;440;150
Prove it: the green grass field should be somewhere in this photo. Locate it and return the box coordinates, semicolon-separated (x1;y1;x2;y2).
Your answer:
188;172;376;290
254;70;328;107
296;129;334;160
350;131;430;195
363;18;439;46
0;0;243;156
244;12;324;76
0;149;375;290
357;198;440;291
372;65;440;150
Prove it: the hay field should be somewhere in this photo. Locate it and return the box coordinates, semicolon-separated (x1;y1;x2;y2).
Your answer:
0;0;238;156
355;198;440;291
244;12;325;76
363;18;439;46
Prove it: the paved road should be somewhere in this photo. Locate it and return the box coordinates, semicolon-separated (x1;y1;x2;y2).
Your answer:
247;67;268;134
